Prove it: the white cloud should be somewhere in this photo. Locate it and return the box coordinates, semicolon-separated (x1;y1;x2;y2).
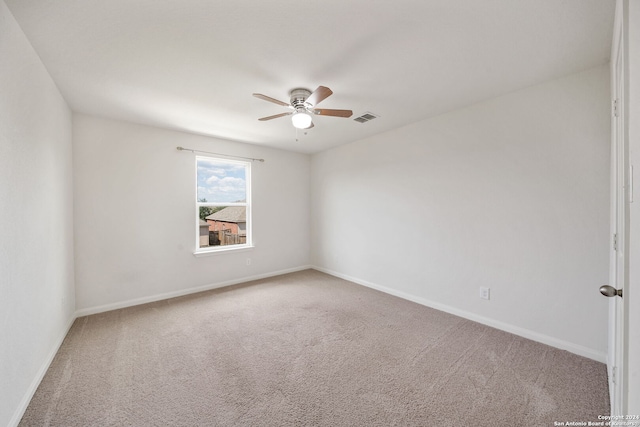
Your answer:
197;158;248;202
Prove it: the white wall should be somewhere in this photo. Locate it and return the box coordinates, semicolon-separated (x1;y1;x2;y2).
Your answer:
73;114;310;312
624;0;640;415
0;1;75;426
311;65;611;361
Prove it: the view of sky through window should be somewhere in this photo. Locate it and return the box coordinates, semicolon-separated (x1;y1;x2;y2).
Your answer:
197;158;247;203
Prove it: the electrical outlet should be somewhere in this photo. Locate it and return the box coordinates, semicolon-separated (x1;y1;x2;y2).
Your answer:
479;287;490;300
246;258;251;266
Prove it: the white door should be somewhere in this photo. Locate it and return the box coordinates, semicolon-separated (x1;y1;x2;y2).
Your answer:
607;9;627;415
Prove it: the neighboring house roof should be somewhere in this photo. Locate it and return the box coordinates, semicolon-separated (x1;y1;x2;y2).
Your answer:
206;206;246;223
199;219;209;227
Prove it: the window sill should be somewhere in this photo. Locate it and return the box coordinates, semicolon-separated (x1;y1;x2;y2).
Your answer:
193;245;254;257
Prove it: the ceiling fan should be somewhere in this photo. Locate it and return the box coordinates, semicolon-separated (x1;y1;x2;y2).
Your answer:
252;86;353;129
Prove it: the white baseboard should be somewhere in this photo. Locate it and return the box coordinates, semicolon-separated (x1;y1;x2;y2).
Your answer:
313;266;607;363
9;314;76;427
75;265;313;317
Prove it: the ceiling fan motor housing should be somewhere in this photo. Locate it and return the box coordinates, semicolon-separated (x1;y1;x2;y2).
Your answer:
290;88;312;111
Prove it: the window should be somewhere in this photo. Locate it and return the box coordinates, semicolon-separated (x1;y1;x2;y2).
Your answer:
195;156;251;253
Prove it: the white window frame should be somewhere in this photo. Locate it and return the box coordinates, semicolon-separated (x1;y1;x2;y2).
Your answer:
194;155;252;255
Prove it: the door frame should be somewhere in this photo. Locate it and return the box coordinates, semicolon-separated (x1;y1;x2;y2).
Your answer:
608;0;628;415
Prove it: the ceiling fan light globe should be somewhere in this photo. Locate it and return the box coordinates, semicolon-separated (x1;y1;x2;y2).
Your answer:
292;111;312;129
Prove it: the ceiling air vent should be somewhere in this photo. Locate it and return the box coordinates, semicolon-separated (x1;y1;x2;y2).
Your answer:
354;112;379;123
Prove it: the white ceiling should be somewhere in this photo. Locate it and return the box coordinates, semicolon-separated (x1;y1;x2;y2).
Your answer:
6;0;615;154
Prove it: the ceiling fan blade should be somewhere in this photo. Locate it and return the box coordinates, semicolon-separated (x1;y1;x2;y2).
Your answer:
253;93;290;107
305;86;333;107
258;112;292;121
313;108;353;118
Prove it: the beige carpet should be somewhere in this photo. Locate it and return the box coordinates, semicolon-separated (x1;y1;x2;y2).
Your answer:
20;269;609;426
